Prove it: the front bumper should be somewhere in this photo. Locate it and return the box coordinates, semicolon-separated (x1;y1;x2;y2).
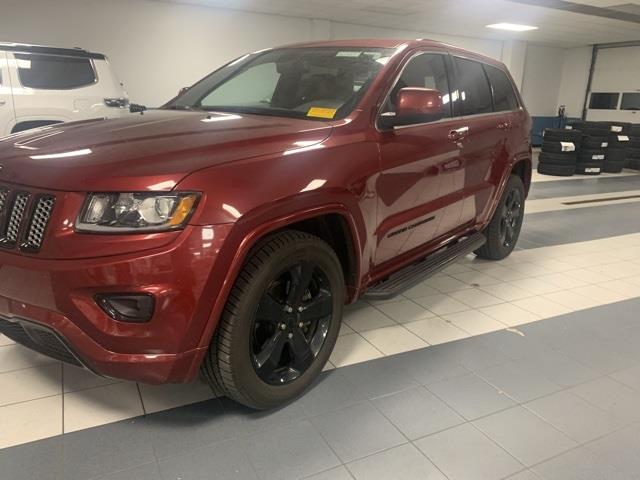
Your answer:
0;223;232;383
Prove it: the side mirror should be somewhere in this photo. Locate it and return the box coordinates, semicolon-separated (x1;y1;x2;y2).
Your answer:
178;87;189;96
380;87;445;129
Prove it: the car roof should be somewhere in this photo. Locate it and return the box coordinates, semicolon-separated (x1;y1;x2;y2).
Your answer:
279;38;505;68
0;42;106;60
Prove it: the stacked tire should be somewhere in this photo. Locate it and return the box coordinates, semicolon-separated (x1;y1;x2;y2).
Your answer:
537;128;581;176
627;124;640;171
576;122;609;175
604;122;631;173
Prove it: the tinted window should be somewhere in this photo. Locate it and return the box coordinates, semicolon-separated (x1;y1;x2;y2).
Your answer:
15;53;96;89
484;65;519;112
589;92;619;110
452;57;493;116
621;92;640;111
382;53;451;122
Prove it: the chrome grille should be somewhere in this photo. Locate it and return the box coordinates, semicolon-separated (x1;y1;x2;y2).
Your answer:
23;196;55;251
5;193;29;243
0;187;55;253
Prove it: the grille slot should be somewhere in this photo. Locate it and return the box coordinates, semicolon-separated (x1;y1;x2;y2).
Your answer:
5;193;30;244
0;186;56;252
23;195;55;252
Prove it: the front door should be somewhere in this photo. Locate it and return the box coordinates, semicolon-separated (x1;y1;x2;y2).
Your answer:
375;51;466;265
0;52;15;136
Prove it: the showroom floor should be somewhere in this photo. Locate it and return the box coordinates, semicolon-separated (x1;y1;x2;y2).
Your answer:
2;161;640;479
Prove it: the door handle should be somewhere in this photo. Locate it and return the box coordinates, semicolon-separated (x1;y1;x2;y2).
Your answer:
0;100;6;107
497;121;512;131
448;126;469;141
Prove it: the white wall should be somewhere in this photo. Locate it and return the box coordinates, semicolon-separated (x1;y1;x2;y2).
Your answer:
520;44;566;117
557;46;592;118
1;0;504;106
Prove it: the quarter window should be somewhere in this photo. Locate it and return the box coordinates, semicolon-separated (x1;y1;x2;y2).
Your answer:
452;57;493;116
382;53;452;121
484;65;519;112
15;53;96;90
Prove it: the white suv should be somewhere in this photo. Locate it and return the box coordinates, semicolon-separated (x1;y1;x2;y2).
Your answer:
0;42;129;136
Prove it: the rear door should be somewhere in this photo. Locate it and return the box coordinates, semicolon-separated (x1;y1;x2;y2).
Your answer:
448;56;510;226
0;51;15;136
375;50;465;265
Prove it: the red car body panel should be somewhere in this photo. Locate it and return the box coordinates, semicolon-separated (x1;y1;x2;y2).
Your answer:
0;39;531;383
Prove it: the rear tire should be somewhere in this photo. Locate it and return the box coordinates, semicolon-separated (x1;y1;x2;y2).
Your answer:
202;230;344;410
475;175;525;260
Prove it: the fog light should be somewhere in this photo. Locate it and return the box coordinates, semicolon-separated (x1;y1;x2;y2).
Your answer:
96;294;155;323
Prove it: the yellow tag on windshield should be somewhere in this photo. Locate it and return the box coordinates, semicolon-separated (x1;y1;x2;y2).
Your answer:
307;107;337;119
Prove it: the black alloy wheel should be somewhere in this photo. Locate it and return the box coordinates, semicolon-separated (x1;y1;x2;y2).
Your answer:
251;261;333;385
499;188;523;249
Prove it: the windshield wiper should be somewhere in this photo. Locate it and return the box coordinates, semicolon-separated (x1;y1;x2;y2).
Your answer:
163;105;204;112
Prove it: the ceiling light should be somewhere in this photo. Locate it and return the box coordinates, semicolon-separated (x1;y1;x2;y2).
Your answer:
486;23;538;32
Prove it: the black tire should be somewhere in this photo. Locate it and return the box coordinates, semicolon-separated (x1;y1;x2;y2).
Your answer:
603;162;625;173
475;175;525;260
606;148;626;162
541;141;578;154
578;149;606;163
629;138;640;149
543;128;582;143
581;136;608;149
626;147;640;159
628;158;640;170
538;151;577;166
607;135;631;149
202;230;345;410
537;163;575;176
575;163;603;175
630;125;640;136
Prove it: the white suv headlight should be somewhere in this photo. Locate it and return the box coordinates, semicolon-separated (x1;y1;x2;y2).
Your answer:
77;192;200;232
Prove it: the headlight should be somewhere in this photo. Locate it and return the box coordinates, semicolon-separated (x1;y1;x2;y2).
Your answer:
76;192;200;233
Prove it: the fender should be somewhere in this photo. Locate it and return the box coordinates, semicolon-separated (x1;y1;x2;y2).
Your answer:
182;201;365;381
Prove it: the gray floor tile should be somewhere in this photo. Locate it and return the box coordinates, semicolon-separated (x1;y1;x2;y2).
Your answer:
62;420;156;480
524;391;623;443
145;399;245;460
415;423;523;480
585;426;640;477
570;377;640;423
477;360;562;403
532;446;630;480
476;330;551;361
310;401;406;463
245;420;339;480
158;438;257;480
297;370;367;417
220;397;307;435
338;356;419;400
103;462;162;480
609;364;640;392
473;406;577;467
516;348;601;388
428;372;516;420
372;386;464;440
304;466;354;480
346;443;446;480
432;338;511;371
0;437;63;480
389;347;469;385
505;471;541;480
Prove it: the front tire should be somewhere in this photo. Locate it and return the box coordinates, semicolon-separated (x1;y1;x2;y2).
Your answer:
202;230;345;410
475;174;525;260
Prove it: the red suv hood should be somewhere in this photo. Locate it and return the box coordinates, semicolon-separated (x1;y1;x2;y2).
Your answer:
0;110;333;191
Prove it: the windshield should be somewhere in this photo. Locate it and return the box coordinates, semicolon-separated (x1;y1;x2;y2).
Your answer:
166;47;395;120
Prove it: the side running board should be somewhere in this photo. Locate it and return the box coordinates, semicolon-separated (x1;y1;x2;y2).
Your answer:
364;233;486;300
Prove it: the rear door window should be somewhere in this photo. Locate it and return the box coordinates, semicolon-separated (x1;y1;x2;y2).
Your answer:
620;92;640;111
588;92;619;110
14;53;96;89
484;65;519;112
451;57;493;116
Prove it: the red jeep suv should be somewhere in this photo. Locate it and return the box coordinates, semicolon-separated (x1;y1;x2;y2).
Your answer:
0;39;531;409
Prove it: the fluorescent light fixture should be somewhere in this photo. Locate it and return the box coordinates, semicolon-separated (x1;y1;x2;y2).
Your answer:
486;23;538;32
